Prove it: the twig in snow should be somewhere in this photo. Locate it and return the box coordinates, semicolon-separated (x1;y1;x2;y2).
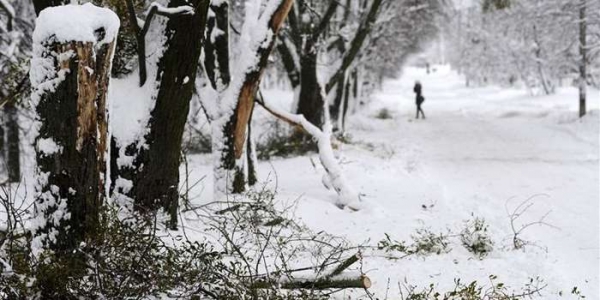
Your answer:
505;194;560;250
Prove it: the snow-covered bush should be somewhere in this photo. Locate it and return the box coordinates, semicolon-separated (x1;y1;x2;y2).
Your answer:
411;228;451;255
460;216;494;258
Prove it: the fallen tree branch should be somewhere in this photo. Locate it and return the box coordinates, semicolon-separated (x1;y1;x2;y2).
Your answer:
327;252;361;278
252;274;371;290
255;90;363;210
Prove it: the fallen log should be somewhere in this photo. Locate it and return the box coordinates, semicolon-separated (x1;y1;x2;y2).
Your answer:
252;274;371;290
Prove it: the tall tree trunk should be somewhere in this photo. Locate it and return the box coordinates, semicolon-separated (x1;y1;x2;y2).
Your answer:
133;0;210;229
330;72;346;129
0;123;4;164
340;71;352;132
579;0;587;118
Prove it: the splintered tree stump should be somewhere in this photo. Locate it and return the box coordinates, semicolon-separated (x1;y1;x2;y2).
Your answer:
31;4;119;252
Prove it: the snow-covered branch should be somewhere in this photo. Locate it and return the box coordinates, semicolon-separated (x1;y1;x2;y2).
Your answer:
255;90;363;210
148;2;194;17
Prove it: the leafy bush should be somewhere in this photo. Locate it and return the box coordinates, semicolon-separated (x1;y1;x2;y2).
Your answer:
460;216;494;258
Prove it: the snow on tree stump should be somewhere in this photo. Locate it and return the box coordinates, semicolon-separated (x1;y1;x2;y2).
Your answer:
30;4;119;254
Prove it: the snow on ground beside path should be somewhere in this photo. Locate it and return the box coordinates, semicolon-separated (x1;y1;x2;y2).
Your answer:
184;65;599;298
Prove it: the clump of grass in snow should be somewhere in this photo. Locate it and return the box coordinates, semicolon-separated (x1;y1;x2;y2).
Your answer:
375;108;393;119
378;228;451;256
460;216;494;258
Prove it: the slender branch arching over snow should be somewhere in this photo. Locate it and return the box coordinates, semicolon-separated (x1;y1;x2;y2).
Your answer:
255;90;364;211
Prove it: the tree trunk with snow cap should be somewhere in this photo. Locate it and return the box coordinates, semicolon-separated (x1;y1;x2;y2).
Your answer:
29;3;119;296
30;3;119;255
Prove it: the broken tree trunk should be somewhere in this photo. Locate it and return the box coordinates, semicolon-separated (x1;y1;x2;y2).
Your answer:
30;3;119;253
29;3;119;297
212;0;293;197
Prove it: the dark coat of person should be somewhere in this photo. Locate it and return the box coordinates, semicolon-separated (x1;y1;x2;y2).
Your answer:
413;82;426;119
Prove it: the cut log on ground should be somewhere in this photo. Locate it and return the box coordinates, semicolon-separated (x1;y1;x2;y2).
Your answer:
252;274;371;290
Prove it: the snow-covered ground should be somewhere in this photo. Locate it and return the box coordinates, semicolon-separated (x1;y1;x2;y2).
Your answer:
5;64;596;298
187;65;599;298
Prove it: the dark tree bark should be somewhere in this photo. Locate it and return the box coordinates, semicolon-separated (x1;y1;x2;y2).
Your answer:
276;36;300;88
32;0;69;16
330;71;346;126
130;0;209;230
296;50;324;127
32;19;117;296
579;0;587;118
204;0;230;91
0;124;4;162
4;102;19;182
340;70;353;132
34;38;115;252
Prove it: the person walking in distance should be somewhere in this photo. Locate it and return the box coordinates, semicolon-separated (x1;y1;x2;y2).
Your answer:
414;81;426;119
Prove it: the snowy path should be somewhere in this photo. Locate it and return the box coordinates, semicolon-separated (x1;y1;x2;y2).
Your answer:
262;66;599;298
348;67;600;298
186;66;599;298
